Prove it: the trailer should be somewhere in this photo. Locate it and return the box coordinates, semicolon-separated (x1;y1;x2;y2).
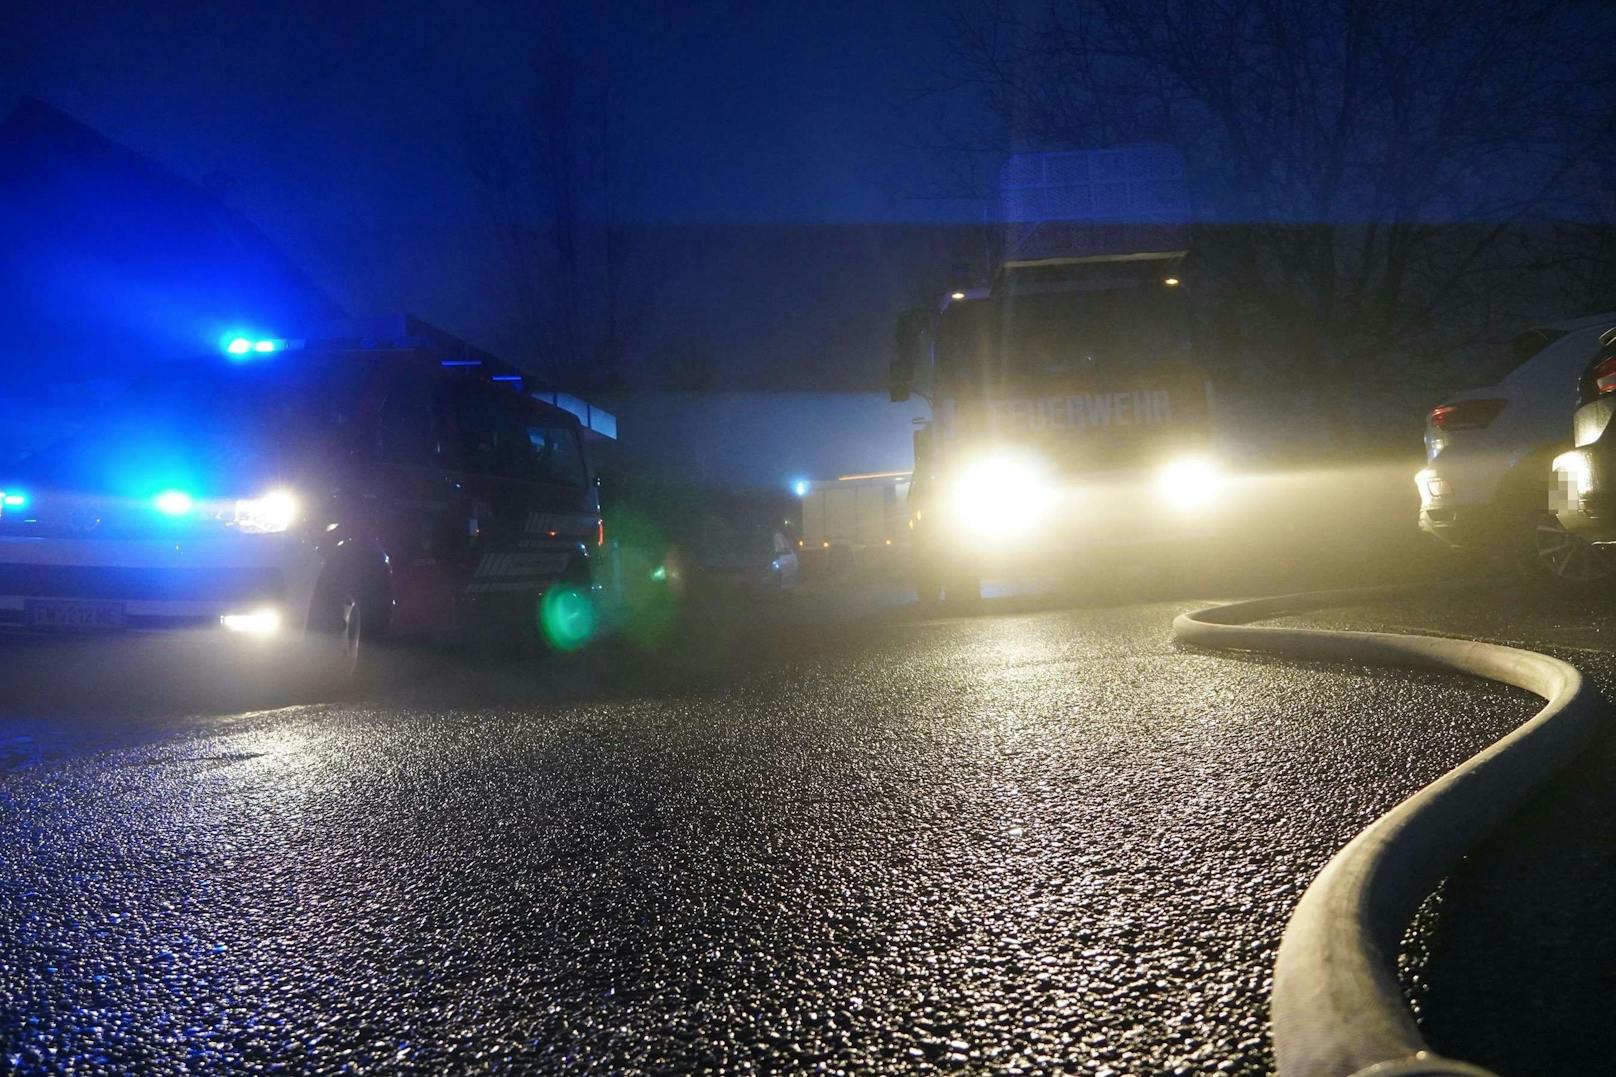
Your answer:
798;470;912;553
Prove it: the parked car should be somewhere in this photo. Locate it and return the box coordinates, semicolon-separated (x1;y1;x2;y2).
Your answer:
1550;326;1616;552
697;525;799;598
1415;311;1616;584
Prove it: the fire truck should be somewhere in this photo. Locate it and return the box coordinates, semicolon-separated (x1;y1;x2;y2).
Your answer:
0;316;615;677
891;147;1222;603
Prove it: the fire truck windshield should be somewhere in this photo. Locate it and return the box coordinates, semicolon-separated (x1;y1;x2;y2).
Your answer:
936;282;1192;388
105;355;376;441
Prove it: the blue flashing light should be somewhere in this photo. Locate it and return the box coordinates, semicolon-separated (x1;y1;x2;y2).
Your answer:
154;490;195;516
491;375;523;383
441;359;482;368
222;334;287;360
0;491;25;509
792;479;810;498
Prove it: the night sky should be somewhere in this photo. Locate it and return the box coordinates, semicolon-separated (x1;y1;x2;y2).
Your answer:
3;1;989;387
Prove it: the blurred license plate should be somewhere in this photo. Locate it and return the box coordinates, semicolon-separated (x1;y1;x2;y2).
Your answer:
24;600;126;630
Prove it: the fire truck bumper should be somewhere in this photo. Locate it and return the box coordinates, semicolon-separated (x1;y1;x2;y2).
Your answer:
0;534;325;635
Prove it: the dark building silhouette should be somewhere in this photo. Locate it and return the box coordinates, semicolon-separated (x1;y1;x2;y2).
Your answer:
0;97;340;391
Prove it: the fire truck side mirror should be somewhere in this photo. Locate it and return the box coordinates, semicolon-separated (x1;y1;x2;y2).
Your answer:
889;308;928;403
912;424;933;469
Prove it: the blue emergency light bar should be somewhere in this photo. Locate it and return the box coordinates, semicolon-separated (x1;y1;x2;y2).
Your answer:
215;317;613;440
154;490;194;516
222;335;294;359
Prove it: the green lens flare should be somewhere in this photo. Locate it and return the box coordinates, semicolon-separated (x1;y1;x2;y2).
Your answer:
539;585;597;651
650;564;668;582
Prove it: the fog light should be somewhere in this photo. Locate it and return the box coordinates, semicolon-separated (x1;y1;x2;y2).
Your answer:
221;608;282;635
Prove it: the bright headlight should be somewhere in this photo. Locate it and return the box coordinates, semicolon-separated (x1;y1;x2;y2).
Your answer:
230;489;300;533
948;452;1055;535
1155;456;1224;510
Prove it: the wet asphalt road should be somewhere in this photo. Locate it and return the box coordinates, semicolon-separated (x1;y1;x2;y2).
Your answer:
0;582;1603;1075
1265;587;1616;1077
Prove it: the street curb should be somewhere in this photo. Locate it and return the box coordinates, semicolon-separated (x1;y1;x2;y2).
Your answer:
1174;584;1605;1077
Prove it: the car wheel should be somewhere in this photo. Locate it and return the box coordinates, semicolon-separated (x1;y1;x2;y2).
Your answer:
1520;512;1614;586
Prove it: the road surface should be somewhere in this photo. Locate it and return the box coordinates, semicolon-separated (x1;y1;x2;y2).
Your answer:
0;582;1606;1074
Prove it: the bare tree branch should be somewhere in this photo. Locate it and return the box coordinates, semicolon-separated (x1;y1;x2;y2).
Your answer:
935;0;1616;426
466;19;655;390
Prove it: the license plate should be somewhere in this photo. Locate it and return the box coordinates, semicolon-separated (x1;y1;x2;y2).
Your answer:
24;599;126;631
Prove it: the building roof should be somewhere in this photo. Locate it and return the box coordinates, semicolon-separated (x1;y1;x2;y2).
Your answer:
0;97;341;387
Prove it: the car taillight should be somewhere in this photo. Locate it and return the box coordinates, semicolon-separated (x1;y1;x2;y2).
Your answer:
1428;398;1506;430
1591;354;1616;395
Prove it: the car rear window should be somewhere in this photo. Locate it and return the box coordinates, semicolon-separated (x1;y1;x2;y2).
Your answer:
1501;325;1614;388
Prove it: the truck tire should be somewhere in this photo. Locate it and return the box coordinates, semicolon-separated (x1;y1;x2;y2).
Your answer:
308;565;386;692
943;569;981;606
911;532;944;605
914;561;944;605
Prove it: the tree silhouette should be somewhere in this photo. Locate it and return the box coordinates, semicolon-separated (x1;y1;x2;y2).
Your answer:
941;0;1616;421
468;20;654;390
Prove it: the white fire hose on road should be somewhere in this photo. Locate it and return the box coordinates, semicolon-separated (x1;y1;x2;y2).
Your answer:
1175;587;1605;1077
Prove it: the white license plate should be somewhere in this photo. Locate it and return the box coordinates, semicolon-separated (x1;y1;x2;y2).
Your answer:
24;600;126;630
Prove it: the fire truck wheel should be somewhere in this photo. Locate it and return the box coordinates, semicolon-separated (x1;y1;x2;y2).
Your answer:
943;570;981;606
308;566;384;691
913;562;944;605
